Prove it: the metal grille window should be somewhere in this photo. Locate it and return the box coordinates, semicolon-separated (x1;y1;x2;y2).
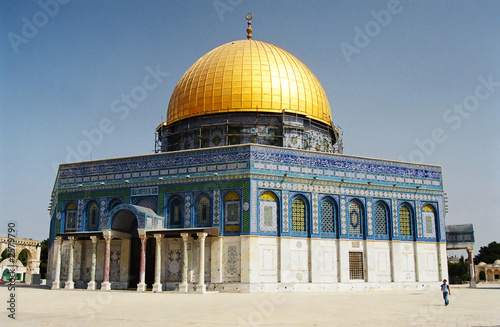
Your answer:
170;197;182;226
349;252;364;280
349;202;361;234
197;196;210;226
374;203;388;236
65;202;77;231
88;203;98;229
292;197;306;232
400;205;412;236
321;199;335;233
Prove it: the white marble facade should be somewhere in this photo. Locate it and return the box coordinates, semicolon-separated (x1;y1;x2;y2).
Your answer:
48;235;446;292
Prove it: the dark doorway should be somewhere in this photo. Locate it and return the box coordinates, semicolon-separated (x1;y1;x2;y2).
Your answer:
145;238;156;289
129;235;140;288
111;209;140;289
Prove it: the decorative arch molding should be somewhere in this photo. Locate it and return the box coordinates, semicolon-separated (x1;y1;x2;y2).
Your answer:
0;237;41;285
101;204;164;230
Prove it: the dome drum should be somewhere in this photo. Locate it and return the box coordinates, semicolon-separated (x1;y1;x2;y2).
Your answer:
159;38;342;153
156;112;339;153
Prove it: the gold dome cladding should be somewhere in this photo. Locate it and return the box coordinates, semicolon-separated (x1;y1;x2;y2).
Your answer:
166;39;332;126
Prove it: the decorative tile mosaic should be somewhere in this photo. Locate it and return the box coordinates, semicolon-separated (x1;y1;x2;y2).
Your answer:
184;195;191;227
366;199;373;236
57;146;441;192
282;192;289;233
213;189;220;225
341;196;347;235
416;202;423;238
77;199;83;231
392;199;399;237
131;186;158;197
312;193;319;234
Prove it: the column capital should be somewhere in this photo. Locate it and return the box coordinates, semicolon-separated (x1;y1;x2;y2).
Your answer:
139;234;148;242
90;236;99;243
55;236;63;245
154;234;164;241
103;235;113;243
197;232;208;241
180;233;190;242
68;236;76;245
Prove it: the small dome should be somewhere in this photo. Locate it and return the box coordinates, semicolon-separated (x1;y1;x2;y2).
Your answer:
494;259;500;266
478;262;487;266
166;39;332;126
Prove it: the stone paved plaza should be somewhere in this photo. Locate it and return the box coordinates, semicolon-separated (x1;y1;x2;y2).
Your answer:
2;285;499;326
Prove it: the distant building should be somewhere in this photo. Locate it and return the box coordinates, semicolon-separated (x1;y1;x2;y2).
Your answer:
0;237;41;284
476;261;500;283
47;15;448;292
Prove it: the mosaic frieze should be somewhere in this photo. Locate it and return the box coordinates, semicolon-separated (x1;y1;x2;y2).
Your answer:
57;146;441;189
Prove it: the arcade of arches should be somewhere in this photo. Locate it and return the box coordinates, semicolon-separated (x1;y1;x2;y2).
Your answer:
0;237;41;284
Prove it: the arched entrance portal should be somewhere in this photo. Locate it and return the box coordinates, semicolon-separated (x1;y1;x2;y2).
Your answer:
111;209;155;289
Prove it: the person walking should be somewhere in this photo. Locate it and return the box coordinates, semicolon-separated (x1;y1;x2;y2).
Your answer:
441;279;451;306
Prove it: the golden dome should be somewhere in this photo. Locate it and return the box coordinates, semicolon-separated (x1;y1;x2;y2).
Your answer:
166;39;332;126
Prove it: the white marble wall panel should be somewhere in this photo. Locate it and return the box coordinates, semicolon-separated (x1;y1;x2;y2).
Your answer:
257;237;279;283
223;238;241;282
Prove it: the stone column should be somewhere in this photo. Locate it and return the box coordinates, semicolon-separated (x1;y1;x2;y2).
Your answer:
137;234;148;292
467;247;476;288
152;234;164;293
51;237;63;290
178;233;190;292
101;235;113;291
87;236;99;290
196;232;208;294
65;236;76;289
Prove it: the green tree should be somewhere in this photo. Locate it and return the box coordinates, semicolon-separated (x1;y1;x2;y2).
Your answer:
447;256;470;284
18;249;28;266
40;239;48;279
474;241;500;265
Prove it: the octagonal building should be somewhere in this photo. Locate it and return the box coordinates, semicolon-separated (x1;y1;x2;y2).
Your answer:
47;16;448;293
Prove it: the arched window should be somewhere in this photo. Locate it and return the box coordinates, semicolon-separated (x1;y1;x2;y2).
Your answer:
87;202;99;231
292;197;306;232
169;197;183;227
108;198;122;212
321;198;335;234
135;197;157;213
259;191;279;233
196;195;211;226
399;204;412;237
422;204;437;239
224;191;240;226
374;202;388;236
348;201;362;235
65;202;77;231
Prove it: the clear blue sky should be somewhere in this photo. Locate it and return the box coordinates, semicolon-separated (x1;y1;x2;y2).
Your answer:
1;0;498;253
